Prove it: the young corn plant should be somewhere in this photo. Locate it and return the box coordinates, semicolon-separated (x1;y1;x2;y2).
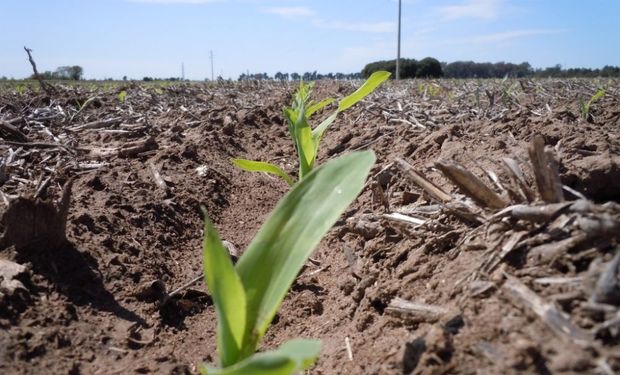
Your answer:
232;71;390;185
117;90;127;102
580;88;605;120
201;151;375;374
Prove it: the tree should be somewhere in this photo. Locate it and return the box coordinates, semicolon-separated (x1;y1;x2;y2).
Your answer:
416;57;442;78
362;59;417;78
52;65;83;80
69;66;83;80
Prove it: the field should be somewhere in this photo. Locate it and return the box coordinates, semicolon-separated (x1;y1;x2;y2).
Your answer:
1;78;619;374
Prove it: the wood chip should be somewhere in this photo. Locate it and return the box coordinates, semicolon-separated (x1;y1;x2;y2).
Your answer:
0;120;29;142
395;158;452;203
386;297;449;323
118;137;158;158
526;233;588;266
503;275;593;347
528;135;564;203
593;251;620;305
435;161;507;209
148;162;169;194
382;212;426;226
70;117;122;131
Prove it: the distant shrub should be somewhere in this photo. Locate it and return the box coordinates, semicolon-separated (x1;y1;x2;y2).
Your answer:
361;59;421;79
416;57;442;78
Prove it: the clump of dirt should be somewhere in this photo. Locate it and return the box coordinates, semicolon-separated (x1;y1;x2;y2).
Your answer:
1;78;619;374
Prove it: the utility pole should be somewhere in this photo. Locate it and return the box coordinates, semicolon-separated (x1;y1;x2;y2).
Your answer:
209;50;214;81
181;62;185;80
396;0;402;80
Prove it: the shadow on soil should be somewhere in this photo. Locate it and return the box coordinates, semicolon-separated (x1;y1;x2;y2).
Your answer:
16;241;144;324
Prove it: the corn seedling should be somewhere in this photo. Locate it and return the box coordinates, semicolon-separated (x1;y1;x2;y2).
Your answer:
431;85;440;98
15;84;26;96
201;151;375;374
117;90;127;102
232;71;390;185
580;88;605;120
417;83;425;96
499;79;520;105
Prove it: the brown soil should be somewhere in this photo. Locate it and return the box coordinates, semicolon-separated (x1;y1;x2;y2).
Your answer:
1;78;619;374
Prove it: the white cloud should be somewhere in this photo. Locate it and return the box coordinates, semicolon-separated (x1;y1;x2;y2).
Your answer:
262;6;315;18
438;0;502;20
312;19;396;33
462;29;567;43
333;40;393;71
261;6;394;34
127;0;223;4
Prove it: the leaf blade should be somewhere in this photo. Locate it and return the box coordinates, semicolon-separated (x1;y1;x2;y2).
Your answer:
231;159;295;186
202;211;248;367
338;71;391;112
590;89;606;103
311;110;338;141
305;98;335;118
200;339;321;375
293;111;315;179
235;151;376;351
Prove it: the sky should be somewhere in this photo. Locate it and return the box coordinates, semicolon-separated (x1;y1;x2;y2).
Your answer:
1;0;619;80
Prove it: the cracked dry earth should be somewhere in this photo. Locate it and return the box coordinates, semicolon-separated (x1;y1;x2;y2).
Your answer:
1;78;620;374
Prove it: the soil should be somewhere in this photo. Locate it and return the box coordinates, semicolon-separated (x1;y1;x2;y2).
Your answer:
1;78;619;374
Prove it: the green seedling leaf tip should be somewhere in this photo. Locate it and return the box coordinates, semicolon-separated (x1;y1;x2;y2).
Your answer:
231;159;295;186
338;71;391;112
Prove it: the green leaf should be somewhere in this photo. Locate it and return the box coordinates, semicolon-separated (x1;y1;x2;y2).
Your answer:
338;71;391;112
311;111;338;141
200;339;321;375
202;210;248;367
235;151;375;353
231;159;295;186
590;89;605;104
310;111;339;165
305;98;335;119
118;90;127;102
282;108;297;141
293;111;315;179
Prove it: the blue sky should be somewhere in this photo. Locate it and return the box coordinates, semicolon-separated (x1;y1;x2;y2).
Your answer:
1;0;618;80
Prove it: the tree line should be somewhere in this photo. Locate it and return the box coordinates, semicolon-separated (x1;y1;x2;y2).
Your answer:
28;65;84;81
362;57;443;78
7;60;619;82
362;58;620;79
238;71;363;81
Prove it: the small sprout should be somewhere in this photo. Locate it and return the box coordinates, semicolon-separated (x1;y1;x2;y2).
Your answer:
15;84;26;96
201;151;375;374
232;71;390;185
428;84;440;98
118;90;127;102
580;88;605;121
